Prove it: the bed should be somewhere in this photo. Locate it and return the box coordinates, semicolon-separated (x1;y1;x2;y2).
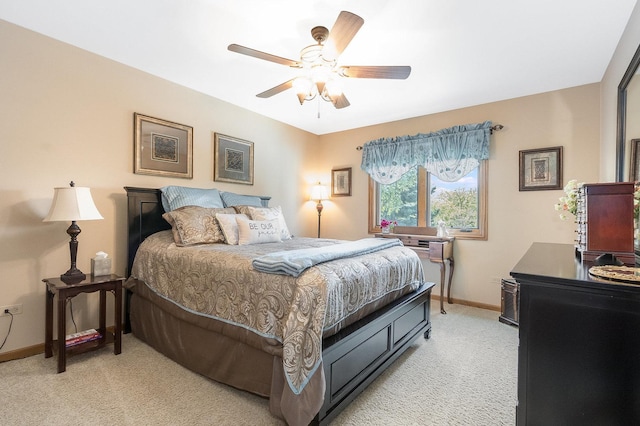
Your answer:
124;186;434;425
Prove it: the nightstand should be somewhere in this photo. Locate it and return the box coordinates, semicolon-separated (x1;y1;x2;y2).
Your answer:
44;274;124;373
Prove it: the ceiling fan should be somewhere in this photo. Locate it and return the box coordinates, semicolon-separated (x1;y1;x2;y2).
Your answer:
228;11;411;109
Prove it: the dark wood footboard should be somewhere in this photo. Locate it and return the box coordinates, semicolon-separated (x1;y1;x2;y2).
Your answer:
315;281;433;425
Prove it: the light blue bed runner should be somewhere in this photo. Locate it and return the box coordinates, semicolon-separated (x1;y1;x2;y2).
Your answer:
252;237;402;277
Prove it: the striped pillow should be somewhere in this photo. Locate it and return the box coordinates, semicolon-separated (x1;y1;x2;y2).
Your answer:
220;191;263;207
160;186;224;212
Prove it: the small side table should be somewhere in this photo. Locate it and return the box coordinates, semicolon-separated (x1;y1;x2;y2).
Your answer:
44;274;124;373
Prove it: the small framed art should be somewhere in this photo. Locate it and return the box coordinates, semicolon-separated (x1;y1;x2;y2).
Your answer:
519;146;563;191
134;113;193;179
213;133;254;185
629;139;640;182
331;167;352;196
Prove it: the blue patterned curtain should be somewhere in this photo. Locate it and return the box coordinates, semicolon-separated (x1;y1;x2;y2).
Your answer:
360;121;492;184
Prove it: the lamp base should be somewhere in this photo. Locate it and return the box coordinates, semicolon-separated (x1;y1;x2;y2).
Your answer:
61;268;86;284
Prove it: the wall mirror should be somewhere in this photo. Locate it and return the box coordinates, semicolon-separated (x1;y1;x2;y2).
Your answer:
616;42;640;182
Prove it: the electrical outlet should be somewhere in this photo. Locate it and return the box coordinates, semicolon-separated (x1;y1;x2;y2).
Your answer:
1;304;23;316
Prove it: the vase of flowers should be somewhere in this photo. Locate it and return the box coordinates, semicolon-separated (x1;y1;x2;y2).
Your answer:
554;179;583;220
554;180;584;254
380;219;396;234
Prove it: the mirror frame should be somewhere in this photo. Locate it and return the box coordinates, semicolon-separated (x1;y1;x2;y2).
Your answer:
616;42;640;182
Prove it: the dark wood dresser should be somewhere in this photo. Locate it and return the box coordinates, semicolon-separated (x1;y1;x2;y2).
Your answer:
575;182;635;265
511;243;640;425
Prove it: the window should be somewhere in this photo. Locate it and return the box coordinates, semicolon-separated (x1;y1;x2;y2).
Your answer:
369;161;487;239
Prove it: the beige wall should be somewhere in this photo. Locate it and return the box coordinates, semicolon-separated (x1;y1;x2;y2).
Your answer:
0;20;319;354
0;17;605;356
316;85;601;306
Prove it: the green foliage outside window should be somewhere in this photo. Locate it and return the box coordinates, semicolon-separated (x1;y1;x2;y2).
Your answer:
380;167;418;226
430;186;478;229
378;166;479;230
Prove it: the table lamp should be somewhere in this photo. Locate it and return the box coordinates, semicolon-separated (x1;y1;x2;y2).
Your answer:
310;182;329;238
43;181;103;283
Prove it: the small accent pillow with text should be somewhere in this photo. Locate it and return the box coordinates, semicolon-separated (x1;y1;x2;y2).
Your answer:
236;216;281;245
162;206;235;246
215;213;249;245
247;206;292;240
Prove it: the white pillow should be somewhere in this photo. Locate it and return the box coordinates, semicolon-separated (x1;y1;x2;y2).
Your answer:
236;216;281;245
215;213;248;245
247;206;292;240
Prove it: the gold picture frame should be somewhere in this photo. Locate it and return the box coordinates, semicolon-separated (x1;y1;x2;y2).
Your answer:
332;167;352;196
519;146;563;191
213;133;254;185
134;113;193;179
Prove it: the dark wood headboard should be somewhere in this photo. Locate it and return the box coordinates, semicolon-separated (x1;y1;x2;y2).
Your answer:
124;186;271;277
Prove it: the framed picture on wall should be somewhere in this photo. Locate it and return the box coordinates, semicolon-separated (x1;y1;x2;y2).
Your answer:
519;146;563;191
629;139;640;182
331;167;352;196
134;113;193;179
213;133;254;185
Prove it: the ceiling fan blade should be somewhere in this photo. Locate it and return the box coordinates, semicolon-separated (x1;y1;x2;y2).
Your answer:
333;93;350;109
323;11;364;60
256;80;294;98
228;44;301;68
338;65;412;79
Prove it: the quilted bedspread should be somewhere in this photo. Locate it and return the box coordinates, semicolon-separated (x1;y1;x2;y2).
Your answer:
131;231;424;395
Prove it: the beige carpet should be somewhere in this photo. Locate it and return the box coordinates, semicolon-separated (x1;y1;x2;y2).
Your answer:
0;302;518;425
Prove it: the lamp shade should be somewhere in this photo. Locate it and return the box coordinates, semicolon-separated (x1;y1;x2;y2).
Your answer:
43;186;103;222
310;184;329;202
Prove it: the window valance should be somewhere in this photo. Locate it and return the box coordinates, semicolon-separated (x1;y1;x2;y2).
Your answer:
360;121;492;184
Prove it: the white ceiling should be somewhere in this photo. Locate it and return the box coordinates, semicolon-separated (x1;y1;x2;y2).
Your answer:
1;0;637;135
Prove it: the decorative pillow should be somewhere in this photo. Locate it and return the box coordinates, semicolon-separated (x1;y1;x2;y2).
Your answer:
220;191;263;207
160;186;224;212
162;206;235;246
247;206;292;240
215;213;249;245
236;216;281;245
232;205;254;216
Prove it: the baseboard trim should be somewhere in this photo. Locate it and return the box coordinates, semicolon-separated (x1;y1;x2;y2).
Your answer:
0;343;43;363
0;325;118;363
431;294;500;312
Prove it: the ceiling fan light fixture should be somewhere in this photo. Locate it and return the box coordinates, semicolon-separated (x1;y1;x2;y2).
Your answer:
296;92;307;105
315;81;326;97
323;78;343;103
301;44;323;65
301;25;332;63
293;76;315;104
311;63;332;83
